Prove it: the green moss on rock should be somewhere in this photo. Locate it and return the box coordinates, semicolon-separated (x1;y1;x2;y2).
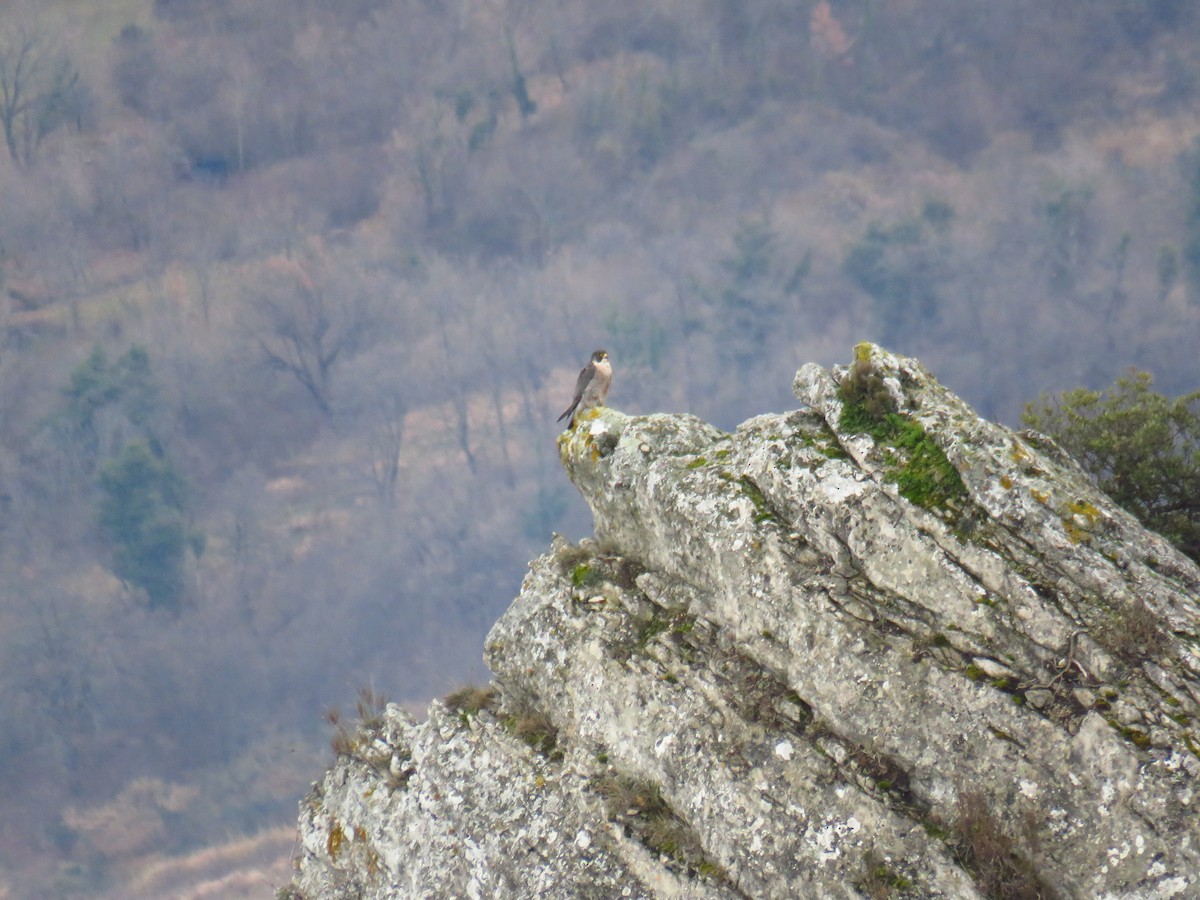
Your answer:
837;360;966;511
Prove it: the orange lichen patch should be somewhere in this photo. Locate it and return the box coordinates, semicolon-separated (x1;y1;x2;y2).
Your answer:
327;823;345;860
1066;499;1102;526
1062;499;1103;544
1063;518;1091;545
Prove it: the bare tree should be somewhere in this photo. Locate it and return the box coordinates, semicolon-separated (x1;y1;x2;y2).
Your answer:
365;394;407;507
432;302;479;475
246;245;376;417
0;19;84;166
411;102;468;234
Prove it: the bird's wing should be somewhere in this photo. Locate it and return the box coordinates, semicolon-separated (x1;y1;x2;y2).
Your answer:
572;362;596;399
557;362;595;422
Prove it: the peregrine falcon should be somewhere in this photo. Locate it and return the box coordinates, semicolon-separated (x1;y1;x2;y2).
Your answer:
558;349;611;429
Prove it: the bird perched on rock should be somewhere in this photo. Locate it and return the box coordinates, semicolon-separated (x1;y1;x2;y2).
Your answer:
558;349;611;429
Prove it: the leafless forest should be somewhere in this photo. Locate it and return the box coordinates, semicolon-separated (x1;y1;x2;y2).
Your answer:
1;0;1198;894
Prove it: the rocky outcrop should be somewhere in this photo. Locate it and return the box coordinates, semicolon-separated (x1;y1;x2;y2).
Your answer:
289;344;1200;899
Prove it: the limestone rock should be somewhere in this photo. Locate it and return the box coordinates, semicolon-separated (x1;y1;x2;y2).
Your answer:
290;344;1200;899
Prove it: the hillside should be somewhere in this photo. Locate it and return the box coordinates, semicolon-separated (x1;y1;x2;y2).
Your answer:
290;345;1200;897
1;1;1200;895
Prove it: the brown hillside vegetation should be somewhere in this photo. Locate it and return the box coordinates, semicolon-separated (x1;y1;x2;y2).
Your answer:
0;0;1199;895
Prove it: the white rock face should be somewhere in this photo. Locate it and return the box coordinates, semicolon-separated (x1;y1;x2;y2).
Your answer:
290;345;1200;899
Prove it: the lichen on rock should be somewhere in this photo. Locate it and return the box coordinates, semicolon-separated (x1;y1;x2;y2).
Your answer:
290;344;1200;899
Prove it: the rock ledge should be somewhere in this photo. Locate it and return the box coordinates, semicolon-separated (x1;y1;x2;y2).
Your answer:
290;345;1200;899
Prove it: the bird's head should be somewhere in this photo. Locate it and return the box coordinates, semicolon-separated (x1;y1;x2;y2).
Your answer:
592;350;609;363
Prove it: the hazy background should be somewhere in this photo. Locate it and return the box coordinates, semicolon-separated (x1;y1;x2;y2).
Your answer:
1;0;1198;895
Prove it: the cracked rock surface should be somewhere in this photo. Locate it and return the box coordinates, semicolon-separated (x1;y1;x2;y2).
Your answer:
290;344;1200;899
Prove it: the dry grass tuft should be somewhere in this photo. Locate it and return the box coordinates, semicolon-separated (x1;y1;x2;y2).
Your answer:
950;791;1054;900
594;773;724;880
502;707;561;759
1095;598;1168;667
442;684;499;718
